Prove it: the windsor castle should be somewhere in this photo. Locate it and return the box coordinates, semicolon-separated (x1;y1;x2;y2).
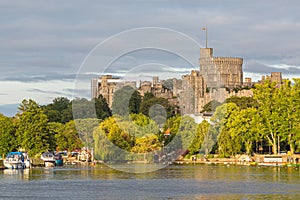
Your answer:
91;46;282;115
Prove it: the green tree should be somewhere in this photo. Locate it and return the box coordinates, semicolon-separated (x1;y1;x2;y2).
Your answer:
227;107;259;155
94;94;112;120
225;96;258;110
74;118;101;148
93;117;134;161
51;97;70;111
143;92;155;101
129;90;142;114
55;120;83;151
201;100;221;113
140;97;175;119
131;134;161;153
15;99;55;156
210;103;241;157
162;116;197;154
43;97;71;123
0;114;16;155
111;86;135;116
252;80;283;154
72;98;95;119
274;79;300;154
188;120;210;155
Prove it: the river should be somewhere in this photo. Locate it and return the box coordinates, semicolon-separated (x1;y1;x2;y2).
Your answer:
0;164;299;199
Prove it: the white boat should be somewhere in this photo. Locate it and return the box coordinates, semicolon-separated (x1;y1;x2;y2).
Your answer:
41;152;55;167
4;152;26;169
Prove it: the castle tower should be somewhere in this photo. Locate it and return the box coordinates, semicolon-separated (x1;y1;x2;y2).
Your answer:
153;76;159;85
271;72;282;84
199;48;243;89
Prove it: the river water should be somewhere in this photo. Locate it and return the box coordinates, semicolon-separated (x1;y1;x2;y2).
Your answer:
0;164;299;199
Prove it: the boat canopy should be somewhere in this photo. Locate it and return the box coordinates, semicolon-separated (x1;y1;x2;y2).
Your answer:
6;152;23;158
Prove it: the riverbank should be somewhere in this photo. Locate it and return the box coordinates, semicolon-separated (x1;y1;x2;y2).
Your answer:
173;154;300;166
0;159;5;170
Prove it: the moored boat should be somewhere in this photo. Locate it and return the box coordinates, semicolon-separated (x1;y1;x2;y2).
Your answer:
4;152;26;169
54;153;63;166
41;152;55;167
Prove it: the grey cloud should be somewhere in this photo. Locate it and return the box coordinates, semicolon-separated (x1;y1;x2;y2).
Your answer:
244;61;300;75
1;0;300;105
27;89;68;96
2;73;76;83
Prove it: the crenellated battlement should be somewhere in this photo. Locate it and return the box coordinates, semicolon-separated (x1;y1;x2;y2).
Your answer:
199;48;243;88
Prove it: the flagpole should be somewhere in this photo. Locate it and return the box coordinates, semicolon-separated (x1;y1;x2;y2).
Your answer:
206;28;208;48
202;27;208;48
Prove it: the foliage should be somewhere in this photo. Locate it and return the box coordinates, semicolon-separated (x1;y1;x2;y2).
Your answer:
129;90;142;114
210;103;241;157
74;118;101;148
15;99;55;157
94;95;112;119
188;120;210;155
93;114;162;161
111;86;135;116
224;96;258;110
143;92;155;101
140;96;175;119
131;134;161;153
55;120;83;151
0;114;16;155
201;100;221;113
43;97;72;123
161;115;197;154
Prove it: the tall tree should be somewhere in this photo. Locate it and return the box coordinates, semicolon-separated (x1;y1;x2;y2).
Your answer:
188;120;210;155
74;118;101;148
0;114;16;155
55;120;83;151
15;99;54;156
227;107;259;155
252;80;283;154
140;97;175;119
94;94;112;119
111;86;135;116
210;103;241;157
129;91;142;114
43;97;71;123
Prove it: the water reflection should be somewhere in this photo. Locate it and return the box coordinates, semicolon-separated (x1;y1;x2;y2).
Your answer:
0;164;299;199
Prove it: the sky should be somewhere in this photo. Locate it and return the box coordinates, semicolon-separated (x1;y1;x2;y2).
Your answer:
1;0;300;116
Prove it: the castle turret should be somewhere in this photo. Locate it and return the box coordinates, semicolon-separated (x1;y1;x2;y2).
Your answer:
200;48;243;89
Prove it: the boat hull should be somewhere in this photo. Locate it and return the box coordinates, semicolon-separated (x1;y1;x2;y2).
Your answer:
4;161;25;169
55;159;63;166
44;161;55;167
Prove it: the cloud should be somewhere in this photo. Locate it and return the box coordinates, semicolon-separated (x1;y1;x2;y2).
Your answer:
2;73;76;83
244;60;300;75
1;0;300;106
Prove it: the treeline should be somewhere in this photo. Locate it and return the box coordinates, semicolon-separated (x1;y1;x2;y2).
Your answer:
90;79;300;161
0;87;177;158
0;96;111;157
1;79;300;159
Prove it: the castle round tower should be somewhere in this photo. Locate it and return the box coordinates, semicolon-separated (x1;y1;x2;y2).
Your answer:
199;48;243;88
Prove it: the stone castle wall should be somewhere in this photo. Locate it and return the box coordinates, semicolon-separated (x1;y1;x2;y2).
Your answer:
200;48;243;89
92;47;281;115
